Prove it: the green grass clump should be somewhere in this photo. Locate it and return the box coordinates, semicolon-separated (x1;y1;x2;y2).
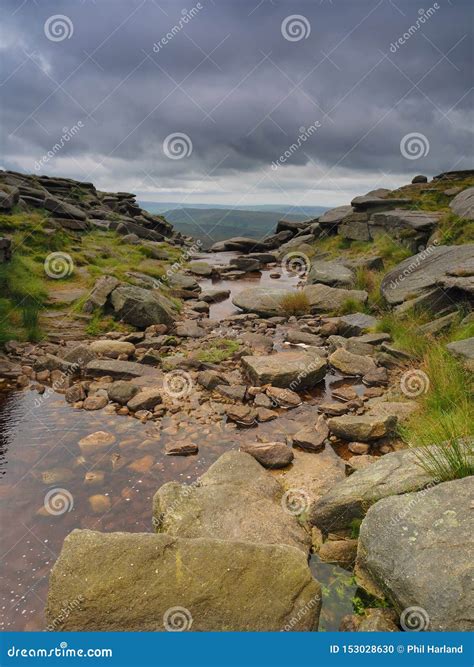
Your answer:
196;339;240;363
279;291;311;316
376;311;430;359
0;255;47;342
401;345;473;481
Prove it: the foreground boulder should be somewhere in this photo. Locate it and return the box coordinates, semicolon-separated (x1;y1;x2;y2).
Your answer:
153;451;311;554
446;337;474;372
110;285;176;327
449;186;474;220
310;448;435;532
307;261;354;287
47;529;321;631
242;351;326;389
355;476;474;631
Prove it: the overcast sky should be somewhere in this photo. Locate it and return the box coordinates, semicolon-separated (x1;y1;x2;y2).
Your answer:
1;0;473;207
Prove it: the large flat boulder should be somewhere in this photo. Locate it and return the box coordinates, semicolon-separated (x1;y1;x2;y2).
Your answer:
85;359;151;379
47;529;321;631
318;205;353;228
153;451;311;553
381;244;474;306
44;196;87;220
329;348;377;376
110;285;176;327
449;186;474;220
232;287;292;317
310;448;435;532
355;477;474;631
303;284;368;314
242;351;326;389
328;414;396;441
307;261;354;287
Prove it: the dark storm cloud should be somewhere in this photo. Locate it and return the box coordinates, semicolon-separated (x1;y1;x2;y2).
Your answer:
1;0;473;203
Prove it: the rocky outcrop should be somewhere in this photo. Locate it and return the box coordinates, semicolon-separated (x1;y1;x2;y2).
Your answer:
310;448;436;532
355;477;474;631
449;187;474;220
153;451;311;553
307;261;354;287
381;244;474;307
47;529;321;631
446;337;474;371
242;351;326;389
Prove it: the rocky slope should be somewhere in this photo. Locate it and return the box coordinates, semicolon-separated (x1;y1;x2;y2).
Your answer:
1;169;473;632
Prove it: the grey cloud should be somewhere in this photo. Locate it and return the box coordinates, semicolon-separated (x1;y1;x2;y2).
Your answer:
1;0;472;204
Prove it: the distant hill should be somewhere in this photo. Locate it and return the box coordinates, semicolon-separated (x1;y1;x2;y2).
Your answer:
139;203;328;248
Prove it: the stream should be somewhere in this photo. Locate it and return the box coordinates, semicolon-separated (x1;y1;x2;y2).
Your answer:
0;253;358;632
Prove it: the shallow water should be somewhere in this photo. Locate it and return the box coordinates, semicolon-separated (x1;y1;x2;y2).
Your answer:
0;253;360;631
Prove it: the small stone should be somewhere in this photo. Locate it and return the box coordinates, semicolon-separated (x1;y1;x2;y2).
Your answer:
128;455;155;472
78;431;116;456
83;395;108;411
65;383;86;404
225;405;257;426
240;442;293;469
319;539;358;568
127;389;162;412
265;386;301;408
292;417;329;452
165;441;199;456
41;468;74;485
348;442;370;455
362;367;388;386
88;494;111;514
253;393;273;408
84;471;105;486
256;407;278;422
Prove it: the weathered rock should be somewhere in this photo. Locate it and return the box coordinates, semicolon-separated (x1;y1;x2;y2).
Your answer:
44;196;87;220
225;404;257;426
265;386;302;408
362;367;388;386
86;359;149;380
83;395;108;411
329;348;377;376
153;451;311;554
351;195;411;212
449;186;474;220
232;287;292;317
175;321;205;338
318;205;353;229
357;609;399;632
47;529;320;631
82;276;121;313
319;539;358;569
307;261;354;287
240;332;274;353
78;431;116;456
106;381;139;405
65;383;86;404
240;442;294;468
355;477;474;631
381;244;474;306
127;388;162;412
292;417;329;452
188;260;213;277
215;384;247;402
62;344;97;366
310;448;436;532
446;337;474;371
328;414;396;442
337;313;378;336
285;330;324;347
369;210;440;250
197;369;227;390
242;351;326;389
200;288;230;303
412;174;428;184
110;285;176;328
168;273;200;292
89;340;135;359
165;441;198;456
303;284;368;314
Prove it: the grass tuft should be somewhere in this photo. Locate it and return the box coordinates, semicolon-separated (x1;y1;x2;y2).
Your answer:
279;291;311;316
